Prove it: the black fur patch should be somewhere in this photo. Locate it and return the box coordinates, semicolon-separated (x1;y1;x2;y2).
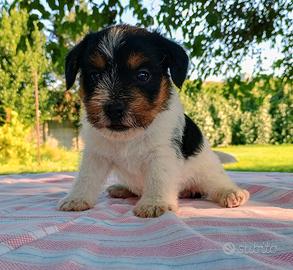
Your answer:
171;126;183;159
65;25;189;98
172;114;204;159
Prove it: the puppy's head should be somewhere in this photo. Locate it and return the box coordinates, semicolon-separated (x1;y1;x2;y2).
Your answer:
65;25;188;139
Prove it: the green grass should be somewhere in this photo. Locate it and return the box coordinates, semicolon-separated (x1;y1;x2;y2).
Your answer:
0;146;80;175
0;144;292;175
215;144;293;172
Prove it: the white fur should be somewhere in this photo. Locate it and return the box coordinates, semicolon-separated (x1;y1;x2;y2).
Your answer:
58;87;249;216
98;27;125;59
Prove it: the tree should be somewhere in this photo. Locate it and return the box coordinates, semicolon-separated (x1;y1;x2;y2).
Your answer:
0;8;48;126
0;8;34;123
6;0;292;79
9;0;127;74
0;7;48;161
26;22;48;162
157;0;293;79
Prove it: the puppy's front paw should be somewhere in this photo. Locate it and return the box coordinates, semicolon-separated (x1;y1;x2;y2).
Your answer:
58;196;94;211
133;200;178;218
218;189;250;208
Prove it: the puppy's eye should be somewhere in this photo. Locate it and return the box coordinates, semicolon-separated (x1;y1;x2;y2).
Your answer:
90;71;102;81
136;69;150;82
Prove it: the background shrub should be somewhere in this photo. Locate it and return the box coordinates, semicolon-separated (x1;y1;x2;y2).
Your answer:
179;77;292;146
0;110;34;163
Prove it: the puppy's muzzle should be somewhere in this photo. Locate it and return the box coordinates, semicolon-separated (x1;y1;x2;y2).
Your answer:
104;101;129;131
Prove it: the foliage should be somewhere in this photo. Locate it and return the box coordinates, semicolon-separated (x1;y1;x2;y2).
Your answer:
0;110;79;172
8;0;126;74
0;8;48;125
0;2;291;153
180;77;292;146
45;90;81;128
0;110;34;163
4;0;292;78
157;0;293;79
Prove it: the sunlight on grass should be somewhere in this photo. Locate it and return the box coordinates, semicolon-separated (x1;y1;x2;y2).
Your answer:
0;145;80;175
214;144;293;172
0;144;292;175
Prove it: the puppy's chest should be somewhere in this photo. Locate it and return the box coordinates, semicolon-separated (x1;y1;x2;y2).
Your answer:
102;139;151;175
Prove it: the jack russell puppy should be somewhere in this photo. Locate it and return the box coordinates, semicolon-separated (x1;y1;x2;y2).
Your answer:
58;25;249;217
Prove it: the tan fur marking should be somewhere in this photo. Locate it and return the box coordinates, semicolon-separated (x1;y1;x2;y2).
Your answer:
127;53;147;69
130;77;171;127
78;87;85;99
78;77;85;99
84;92;107;129
90;53;106;69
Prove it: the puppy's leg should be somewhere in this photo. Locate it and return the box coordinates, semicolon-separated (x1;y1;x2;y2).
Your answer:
133;153;181;218
186;145;249;208
202;170;250;208
107;184;137;198
58;150;111;211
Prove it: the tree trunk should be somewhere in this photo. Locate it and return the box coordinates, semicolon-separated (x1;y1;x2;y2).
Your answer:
33;69;41;164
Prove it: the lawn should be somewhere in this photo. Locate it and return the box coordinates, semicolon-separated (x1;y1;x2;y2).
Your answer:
0;144;292;175
217;144;293;172
0;146;80;175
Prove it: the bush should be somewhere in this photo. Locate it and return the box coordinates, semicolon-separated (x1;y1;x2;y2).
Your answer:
0;110;34;163
179;77;292;146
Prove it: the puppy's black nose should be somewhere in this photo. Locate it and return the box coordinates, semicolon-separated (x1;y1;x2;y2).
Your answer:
104;101;126;121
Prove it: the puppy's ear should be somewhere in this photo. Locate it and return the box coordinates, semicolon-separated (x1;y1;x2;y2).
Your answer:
156;34;189;88
65;35;89;90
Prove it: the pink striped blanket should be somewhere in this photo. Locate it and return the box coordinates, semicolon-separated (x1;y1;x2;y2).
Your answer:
0;172;292;269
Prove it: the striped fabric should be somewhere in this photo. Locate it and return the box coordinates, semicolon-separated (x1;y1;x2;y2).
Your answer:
0;172;292;269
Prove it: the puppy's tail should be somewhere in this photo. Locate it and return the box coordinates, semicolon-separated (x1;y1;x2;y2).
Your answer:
213;151;237;164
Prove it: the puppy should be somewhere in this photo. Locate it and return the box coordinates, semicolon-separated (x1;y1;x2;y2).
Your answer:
58;25;249;217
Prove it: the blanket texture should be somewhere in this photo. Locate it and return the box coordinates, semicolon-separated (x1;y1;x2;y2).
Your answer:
0;172;292;270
